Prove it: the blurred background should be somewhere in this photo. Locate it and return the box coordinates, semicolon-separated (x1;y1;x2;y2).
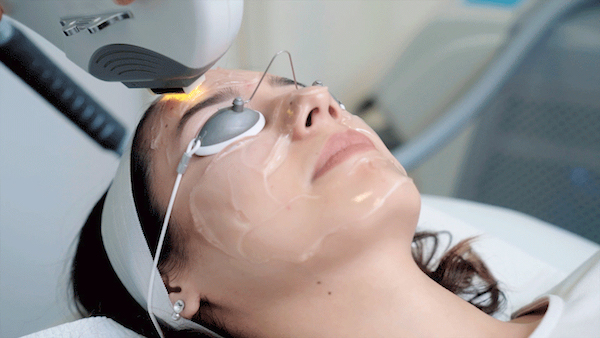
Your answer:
2;0;599;336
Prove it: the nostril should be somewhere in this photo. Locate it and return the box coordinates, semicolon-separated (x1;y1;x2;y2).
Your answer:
306;109;315;127
329;105;338;119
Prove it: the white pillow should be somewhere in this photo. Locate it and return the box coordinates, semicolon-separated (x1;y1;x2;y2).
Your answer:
419;195;600;318
21;317;143;338
24;196;600;336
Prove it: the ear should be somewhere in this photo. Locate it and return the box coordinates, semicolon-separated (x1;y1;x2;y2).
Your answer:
164;273;201;319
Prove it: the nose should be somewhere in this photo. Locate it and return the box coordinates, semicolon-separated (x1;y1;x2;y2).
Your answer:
282;86;343;139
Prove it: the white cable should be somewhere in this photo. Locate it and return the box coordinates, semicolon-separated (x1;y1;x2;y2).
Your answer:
148;172;183;338
148;139;202;338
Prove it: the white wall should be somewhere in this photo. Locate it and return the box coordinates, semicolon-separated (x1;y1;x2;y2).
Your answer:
0;1;457;336
229;1;444;110
227;0;532;198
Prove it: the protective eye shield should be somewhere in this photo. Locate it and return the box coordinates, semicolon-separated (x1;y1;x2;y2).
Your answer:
193;97;266;156
192;75;346;158
190;51;298;157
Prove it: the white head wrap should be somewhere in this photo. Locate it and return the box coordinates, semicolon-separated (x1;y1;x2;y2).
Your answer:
101;140;217;335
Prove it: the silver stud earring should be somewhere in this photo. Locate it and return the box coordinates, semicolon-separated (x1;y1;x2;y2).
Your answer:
172;300;185;321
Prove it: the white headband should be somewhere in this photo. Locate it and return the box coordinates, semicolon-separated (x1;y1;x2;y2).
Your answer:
101;140;216;335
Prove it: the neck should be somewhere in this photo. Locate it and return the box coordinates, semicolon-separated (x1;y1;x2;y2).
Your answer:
258;237;542;337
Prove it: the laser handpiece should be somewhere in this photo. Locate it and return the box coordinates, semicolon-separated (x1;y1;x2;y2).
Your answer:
1;0;243;94
0;0;243;154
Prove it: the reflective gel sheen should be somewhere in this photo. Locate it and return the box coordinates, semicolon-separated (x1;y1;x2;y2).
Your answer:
182;75;410;263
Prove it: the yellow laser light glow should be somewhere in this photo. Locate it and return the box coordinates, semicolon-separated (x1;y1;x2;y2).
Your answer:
162;85;206;102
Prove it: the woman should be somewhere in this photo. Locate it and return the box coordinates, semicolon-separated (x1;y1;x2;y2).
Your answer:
71;68;598;337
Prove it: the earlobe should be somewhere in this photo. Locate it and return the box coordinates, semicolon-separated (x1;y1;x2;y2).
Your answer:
166;276;201;320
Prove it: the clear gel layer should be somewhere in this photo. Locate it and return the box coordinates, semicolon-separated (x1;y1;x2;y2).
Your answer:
166;69;417;264
149;69;263;171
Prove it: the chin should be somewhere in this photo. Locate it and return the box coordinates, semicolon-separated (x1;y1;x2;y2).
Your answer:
331;152;419;219
309;170;421;265
236;152;419;265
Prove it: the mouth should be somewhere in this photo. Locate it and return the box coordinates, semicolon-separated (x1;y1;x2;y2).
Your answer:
313;129;376;180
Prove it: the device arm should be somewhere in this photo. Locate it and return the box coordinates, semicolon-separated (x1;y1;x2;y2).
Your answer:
391;0;589;171
0;18;127;155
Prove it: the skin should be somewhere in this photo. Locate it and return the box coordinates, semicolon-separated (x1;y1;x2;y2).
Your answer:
149;68;420;265
144;68;545;337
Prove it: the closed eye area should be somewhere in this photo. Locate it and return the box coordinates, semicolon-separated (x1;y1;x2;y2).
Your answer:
180;76;304;139
177;87;241;136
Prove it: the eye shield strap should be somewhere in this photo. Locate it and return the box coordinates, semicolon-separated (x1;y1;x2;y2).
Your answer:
101;140;217;335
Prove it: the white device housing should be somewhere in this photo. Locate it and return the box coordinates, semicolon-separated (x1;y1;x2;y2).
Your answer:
3;0;243;92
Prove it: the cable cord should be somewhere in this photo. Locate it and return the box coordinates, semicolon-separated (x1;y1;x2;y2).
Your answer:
147;139;202;338
146;49;301;336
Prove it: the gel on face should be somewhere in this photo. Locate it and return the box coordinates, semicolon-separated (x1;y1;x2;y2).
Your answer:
180;71;413;263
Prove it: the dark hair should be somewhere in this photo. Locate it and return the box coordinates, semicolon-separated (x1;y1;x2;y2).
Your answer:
412;232;505;315
70;102;504;337
71;101;229;337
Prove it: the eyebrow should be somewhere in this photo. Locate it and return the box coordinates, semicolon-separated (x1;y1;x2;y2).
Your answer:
269;75;306;88
177;87;240;133
177;76;305;133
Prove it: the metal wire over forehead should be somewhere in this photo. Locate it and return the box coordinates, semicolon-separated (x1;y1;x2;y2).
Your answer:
246;50;299;103
190;50;299;156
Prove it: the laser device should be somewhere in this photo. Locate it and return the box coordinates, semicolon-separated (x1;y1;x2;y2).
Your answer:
0;0;243;154
1;0;243;94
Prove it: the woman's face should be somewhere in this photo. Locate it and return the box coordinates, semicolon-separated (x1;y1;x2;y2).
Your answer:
148;69;421;323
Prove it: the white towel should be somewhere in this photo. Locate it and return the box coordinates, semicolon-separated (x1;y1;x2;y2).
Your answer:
21;317;144;338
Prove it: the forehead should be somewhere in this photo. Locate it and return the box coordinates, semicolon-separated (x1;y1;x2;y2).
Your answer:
147;68;298;143
159;69;259;102
160;68;295;109
141;68;299;194
196;68;298;98
201;68;263;88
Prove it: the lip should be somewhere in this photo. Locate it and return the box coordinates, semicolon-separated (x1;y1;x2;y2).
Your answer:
313;129;376;180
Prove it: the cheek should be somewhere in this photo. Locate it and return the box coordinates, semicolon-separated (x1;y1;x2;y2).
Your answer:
187;129;305;261
186;116;418;265
240;152;417;263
